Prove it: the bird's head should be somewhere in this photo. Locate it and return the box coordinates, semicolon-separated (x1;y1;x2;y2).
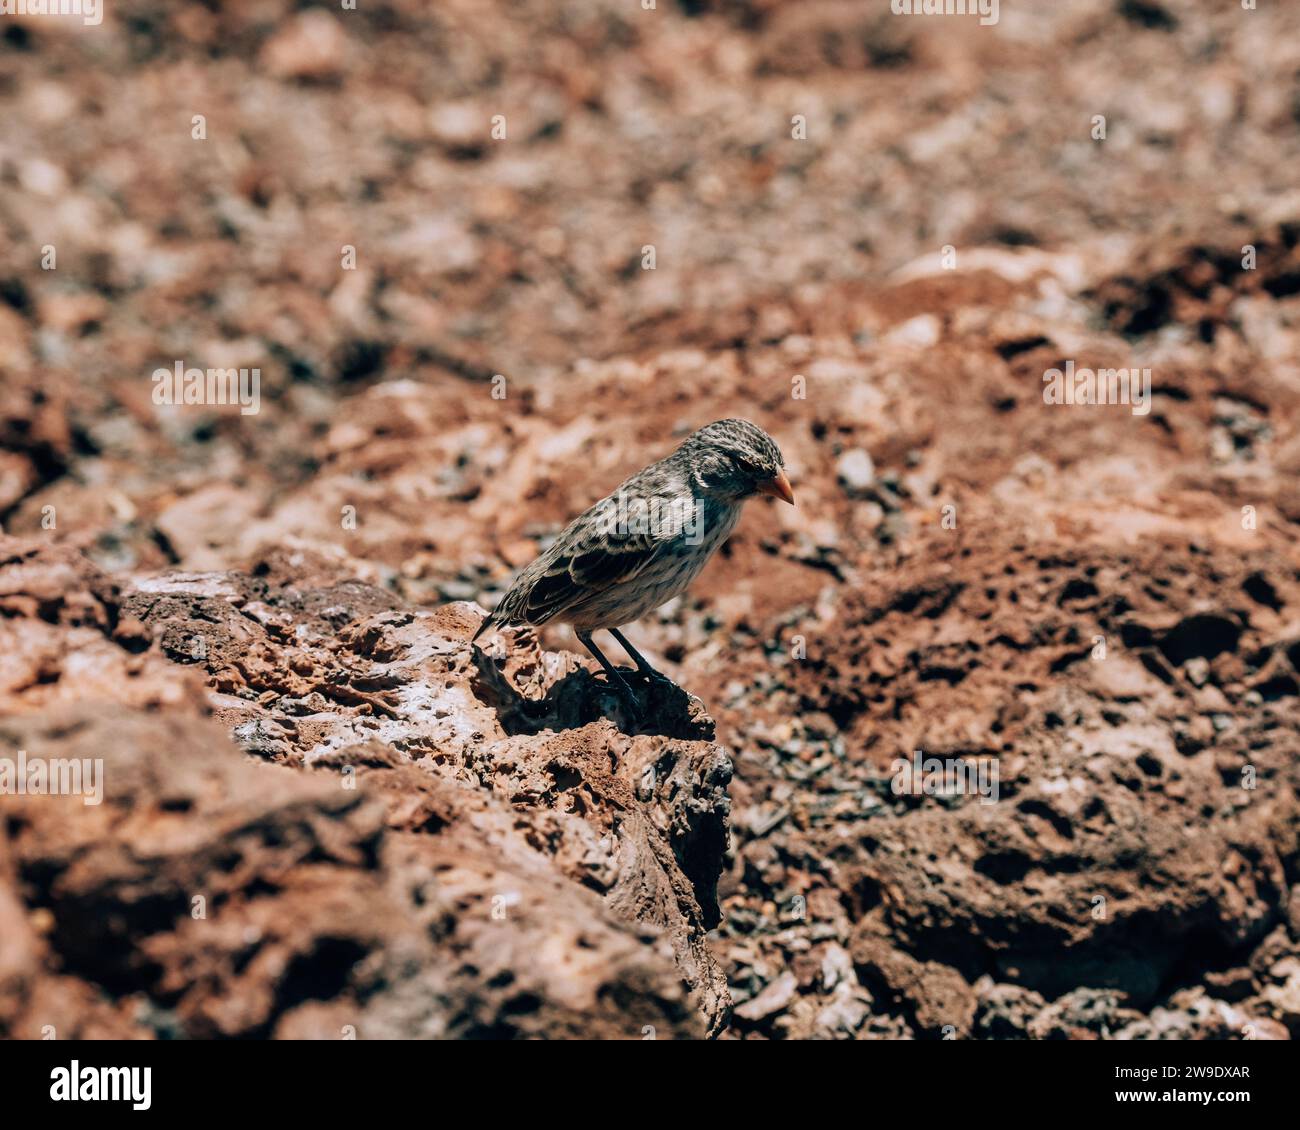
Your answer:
681;419;794;505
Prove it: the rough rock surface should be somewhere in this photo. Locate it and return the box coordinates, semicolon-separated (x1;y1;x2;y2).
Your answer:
0;540;731;1038
1;0;1300;1039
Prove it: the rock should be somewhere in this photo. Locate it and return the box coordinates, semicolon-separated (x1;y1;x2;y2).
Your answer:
1028;989;1141;1040
790;538;1299;1026
974;980;1048;1040
850;927;976;1038
429;102;489;151
1203;967;1255;1002
0;539;202;714
1284;885;1300;940
1241;1017;1291;1041
0;452;36;513
835;449;876;497
260;12;348;81
883;314;941;349
1258;959;1300;1029
814;983;872;1038
0;540;733;1038
733;971;798;1024
3;0;1300;1044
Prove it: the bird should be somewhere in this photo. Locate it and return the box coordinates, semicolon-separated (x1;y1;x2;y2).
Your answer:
473;419;794;718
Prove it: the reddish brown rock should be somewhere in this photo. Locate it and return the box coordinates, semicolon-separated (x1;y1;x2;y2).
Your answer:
1;0;1299;1043
0;542;732;1038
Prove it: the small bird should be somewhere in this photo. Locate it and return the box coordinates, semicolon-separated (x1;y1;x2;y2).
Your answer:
473;419;794;717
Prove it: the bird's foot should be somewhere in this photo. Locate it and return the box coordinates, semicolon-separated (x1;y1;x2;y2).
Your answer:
624;658;674;688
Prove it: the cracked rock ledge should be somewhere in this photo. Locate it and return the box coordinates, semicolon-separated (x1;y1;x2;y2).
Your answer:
0;538;732;1039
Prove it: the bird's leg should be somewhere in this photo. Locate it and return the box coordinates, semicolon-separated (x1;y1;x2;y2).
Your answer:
609;628;671;683
577;630;641;719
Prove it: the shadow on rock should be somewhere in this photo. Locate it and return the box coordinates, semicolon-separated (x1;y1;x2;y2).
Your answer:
471;644;715;741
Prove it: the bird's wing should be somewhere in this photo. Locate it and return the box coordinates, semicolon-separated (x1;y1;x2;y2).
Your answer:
507;490;685;626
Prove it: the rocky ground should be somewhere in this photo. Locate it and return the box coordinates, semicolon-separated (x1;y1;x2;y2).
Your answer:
2;0;1300;1038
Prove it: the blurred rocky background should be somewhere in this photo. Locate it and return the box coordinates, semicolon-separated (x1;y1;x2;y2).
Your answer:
1;0;1299;1038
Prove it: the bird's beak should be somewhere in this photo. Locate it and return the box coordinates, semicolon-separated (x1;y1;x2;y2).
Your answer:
757;467;795;505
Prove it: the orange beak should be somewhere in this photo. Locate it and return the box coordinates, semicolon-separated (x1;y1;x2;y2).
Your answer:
756;467;795;505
